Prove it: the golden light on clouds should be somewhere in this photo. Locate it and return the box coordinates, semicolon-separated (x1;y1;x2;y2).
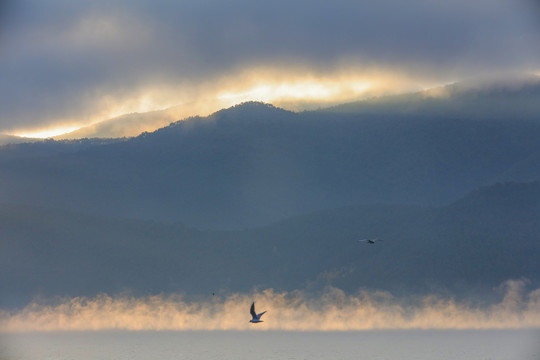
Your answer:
215;66;425;111
8;66;438;139
9;91;183;139
14;125;83;139
2;280;539;333
217;78;372;105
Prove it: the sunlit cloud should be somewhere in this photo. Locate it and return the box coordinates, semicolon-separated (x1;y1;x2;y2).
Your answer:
1;0;538;139
13;125;83;139
217;78;372;105
11;65;538;140
7;65;437;139
214;65;430;111
8;87;187;139
11;63;534;139
2;280;539;333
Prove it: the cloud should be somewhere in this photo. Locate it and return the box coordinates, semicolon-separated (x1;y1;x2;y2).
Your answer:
0;0;539;135
1;280;539;332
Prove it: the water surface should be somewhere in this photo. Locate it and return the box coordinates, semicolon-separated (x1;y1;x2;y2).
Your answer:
1;329;538;360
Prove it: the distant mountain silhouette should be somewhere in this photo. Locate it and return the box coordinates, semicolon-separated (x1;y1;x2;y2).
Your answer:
50;74;540;140
56;107;184;139
0;138;124;156
2;82;540;229
0;134;40;146
2;181;539;308
325;74;540;121
3;77;540;309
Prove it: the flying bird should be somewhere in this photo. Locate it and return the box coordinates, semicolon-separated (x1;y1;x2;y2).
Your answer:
358;238;383;244
249;302;267;323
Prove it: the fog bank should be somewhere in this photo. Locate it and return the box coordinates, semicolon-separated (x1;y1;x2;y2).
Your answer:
1;280;539;332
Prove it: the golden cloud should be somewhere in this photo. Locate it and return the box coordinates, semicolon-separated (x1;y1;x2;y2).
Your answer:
2;280;539;333
9;65;438;139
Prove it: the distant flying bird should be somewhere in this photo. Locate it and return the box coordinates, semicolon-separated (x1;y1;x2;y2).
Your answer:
358;238;383;244
249;302;267;323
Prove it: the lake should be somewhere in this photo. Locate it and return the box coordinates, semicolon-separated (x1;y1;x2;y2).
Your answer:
1;329;539;360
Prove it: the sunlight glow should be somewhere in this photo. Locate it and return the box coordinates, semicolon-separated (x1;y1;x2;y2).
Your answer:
218;80;372;104
1;280;539;332
8;66;439;139
213;66;427;111
14;125;83;139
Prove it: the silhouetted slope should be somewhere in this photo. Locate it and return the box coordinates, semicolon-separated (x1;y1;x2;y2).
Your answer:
2;182;539;308
0;138;124;158
0;134;41;146
0;204;206;307
2;97;540;229
326;75;540;121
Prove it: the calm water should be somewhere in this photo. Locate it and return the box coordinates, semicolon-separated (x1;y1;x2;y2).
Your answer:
1;330;539;360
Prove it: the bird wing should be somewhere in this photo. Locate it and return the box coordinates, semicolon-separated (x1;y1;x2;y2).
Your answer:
250;302;257;319
257;311;267;319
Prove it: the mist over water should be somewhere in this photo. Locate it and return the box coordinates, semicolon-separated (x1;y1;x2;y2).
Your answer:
1;276;539;360
2;280;539;332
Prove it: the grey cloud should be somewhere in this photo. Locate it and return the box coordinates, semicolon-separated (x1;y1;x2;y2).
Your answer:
0;0;539;132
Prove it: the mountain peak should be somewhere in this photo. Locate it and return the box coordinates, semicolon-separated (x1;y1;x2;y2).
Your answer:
227;101;278;110
210;101;293;119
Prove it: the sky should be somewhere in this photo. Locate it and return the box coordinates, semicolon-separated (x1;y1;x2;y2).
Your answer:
1;0;539;138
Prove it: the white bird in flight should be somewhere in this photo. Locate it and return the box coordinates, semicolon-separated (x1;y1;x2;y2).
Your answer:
249;302;267;323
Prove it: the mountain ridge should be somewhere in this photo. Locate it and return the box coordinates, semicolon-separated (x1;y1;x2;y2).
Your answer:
18;74;531;141
322;74;540;120
2;181;539;308
2;92;540;229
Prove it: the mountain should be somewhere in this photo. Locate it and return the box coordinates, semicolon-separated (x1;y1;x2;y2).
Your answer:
50;74;540;140
2;87;540;229
55;107;183;139
0;138;125;156
55;100;228;140
0;134;40;146
3;77;540;309
326;74;540;120
2;181;539;308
